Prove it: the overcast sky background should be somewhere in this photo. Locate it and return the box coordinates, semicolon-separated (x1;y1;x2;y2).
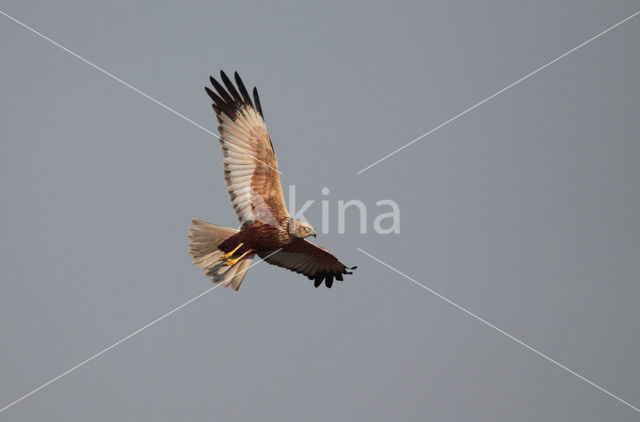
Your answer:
1;1;639;420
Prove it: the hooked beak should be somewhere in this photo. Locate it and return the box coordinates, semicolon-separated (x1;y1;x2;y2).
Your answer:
311;233;317;238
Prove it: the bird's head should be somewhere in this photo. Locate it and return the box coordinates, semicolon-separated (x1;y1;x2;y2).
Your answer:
289;219;317;239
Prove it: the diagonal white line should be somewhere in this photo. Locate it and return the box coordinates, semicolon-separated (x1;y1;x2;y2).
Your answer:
0;249;281;414
356;247;640;414
356;9;640;175
0;10;282;175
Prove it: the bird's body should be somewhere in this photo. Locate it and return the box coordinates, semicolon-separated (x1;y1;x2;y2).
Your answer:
188;71;355;290
219;220;290;253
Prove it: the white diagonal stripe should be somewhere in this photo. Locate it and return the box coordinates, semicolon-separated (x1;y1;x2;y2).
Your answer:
0;10;282;175
0;249;281;414
357;247;640;414
356;10;640;175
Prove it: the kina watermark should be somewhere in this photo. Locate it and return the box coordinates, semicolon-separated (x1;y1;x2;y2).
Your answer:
287;185;400;235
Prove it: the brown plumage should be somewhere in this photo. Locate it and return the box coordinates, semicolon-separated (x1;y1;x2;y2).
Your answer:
188;71;355;290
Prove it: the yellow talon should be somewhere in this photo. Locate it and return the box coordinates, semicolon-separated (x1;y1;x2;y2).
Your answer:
222;242;244;260
225;249;251;266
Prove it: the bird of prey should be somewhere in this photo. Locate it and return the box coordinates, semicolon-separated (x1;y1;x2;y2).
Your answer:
188;71;355;290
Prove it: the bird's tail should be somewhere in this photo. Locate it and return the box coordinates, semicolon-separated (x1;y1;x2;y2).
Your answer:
188;219;254;291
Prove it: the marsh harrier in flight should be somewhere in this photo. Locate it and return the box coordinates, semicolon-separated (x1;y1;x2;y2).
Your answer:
189;71;355;290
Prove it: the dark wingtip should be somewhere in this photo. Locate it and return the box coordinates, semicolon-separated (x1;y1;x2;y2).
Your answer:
204;86;217;101
343;265;357;275
234;71;253;107
253;86;263;117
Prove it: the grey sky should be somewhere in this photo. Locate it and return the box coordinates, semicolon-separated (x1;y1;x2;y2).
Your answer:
1;1;639;421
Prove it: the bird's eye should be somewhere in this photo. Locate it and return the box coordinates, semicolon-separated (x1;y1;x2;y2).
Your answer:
305;227;310;232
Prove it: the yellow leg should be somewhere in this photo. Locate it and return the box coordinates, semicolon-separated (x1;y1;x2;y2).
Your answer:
222;242;244;260
225;249;252;266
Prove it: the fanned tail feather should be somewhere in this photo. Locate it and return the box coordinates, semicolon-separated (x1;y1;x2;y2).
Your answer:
188;219;254;291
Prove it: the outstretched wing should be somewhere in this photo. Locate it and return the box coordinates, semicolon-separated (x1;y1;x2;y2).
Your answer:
206;71;288;227
260;239;356;288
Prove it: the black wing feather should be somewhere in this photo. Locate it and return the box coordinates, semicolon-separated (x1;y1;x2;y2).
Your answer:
234;72;254;107
220;71;242;103
205;87;224;107
325;274;334;288
210;76;234;104
253;87;263;117
207;72;262;122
